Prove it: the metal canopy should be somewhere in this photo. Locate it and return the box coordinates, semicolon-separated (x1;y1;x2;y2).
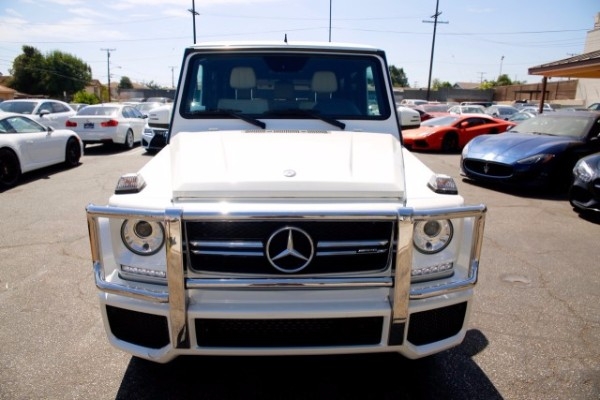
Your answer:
528;49;600;79
526;49;600;112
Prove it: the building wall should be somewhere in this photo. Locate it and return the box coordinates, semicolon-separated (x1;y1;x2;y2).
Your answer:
493;80;579;105
575;12;600;107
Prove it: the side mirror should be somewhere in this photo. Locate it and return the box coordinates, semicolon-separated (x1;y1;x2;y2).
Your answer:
460;121;469;128
39;110;50;117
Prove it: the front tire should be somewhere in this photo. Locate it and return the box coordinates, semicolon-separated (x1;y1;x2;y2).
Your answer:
441;133;458;153
65;138;81;167
0;148;21;189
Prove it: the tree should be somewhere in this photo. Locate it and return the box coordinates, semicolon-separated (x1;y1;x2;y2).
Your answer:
496;74;513;86
479;80;495;90
9;45;46;95
144;80;165;90
9;46;91;98
389;65;409;87
118;76;133;90
44;50;92;98
432;79;452;90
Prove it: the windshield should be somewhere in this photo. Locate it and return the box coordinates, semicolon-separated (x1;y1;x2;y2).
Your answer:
0;101;36;114
77;106;119;116
511;114;595;138
180;52;391;120
422;115;460;127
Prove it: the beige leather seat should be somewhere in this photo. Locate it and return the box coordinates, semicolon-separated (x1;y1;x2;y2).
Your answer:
218;67;268;114
304;71;360;115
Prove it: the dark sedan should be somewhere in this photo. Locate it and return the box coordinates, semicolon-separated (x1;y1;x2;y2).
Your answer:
569;152;600;214
460;111;600;191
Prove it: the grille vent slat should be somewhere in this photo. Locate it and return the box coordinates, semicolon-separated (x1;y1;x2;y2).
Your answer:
185;220;394;275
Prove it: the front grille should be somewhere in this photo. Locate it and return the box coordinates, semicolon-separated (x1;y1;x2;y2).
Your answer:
149;123;170;130
184;220;395;275
149;131;168;147
195;317;383;347
463;159;513;178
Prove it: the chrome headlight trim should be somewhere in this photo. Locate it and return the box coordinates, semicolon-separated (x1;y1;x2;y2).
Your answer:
517;153;554;165
413;219;454;254
573;158;596;183
120;219;165;256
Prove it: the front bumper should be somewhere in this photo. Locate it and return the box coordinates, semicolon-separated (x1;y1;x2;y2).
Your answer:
569;176;600;213
87;204;486;363
142;127;168;152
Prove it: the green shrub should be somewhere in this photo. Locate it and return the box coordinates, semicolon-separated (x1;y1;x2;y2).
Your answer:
72;90;100;105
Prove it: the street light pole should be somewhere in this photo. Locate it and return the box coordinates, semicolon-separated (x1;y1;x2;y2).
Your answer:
188;0;199;44
499;55;505;79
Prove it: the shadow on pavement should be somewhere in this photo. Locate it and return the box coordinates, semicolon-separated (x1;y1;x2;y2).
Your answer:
116;329;502;400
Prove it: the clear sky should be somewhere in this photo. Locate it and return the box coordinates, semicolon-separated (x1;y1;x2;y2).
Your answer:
0;0;598;90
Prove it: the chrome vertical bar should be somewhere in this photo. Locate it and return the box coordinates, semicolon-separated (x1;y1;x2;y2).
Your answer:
165;208;188;348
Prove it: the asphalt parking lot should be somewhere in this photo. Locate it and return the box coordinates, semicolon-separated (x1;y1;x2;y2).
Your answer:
0;145;598;399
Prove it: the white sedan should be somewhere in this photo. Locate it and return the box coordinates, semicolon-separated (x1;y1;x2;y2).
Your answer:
0;111;83;189
66;103;147;149
0;99;76;130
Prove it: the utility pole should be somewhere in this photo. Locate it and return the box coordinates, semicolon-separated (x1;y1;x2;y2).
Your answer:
169;66;177;88
329;0;332;42
477;72;486;85
100;48;116;102
188;0;199;44
423;0;449;101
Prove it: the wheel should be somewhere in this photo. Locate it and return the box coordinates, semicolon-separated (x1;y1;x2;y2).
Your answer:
441;133;458;153
0;148;21;189
123;130;135;149
64;137;81;167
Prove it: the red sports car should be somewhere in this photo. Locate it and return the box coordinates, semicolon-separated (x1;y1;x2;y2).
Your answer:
402;114;516;152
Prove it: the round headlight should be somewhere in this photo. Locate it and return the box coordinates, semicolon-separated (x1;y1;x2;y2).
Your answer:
121;219;165;256
413;219;453;254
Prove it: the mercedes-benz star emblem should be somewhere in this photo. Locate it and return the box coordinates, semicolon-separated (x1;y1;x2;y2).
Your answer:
266;226;314;273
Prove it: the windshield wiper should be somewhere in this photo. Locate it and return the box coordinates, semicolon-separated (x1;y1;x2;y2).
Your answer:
265;109;346;130
194;109;266;129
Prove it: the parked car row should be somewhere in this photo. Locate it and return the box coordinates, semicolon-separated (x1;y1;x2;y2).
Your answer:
461;110;600;216
2;98;599;217
0;100;155;189
400;107;600;216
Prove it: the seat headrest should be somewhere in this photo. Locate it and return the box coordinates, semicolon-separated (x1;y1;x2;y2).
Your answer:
311;71;337;94
230;67;256;90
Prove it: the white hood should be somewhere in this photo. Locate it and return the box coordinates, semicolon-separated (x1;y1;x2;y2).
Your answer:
169;130;406;199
